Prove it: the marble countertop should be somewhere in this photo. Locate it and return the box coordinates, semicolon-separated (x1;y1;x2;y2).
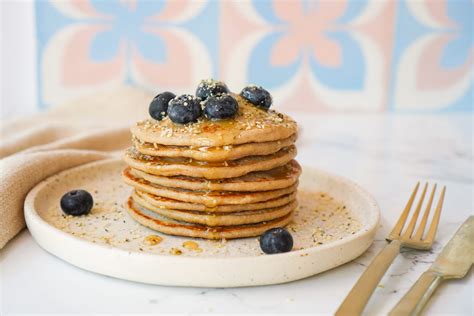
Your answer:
1;114;472;315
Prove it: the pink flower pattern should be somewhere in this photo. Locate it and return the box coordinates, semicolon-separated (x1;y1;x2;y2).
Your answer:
37;0;472;111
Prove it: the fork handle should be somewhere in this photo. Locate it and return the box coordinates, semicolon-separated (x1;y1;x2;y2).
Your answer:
335;240;402;316
389;270;443;316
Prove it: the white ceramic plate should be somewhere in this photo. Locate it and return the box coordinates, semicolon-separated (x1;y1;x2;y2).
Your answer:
25;159;379;287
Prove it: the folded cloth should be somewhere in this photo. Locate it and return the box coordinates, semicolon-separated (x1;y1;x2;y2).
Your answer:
0;85;153;249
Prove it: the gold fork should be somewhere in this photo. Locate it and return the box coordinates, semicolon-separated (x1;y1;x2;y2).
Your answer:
335;182;446;316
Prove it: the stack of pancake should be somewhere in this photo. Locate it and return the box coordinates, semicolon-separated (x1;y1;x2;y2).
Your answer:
122;96;300;239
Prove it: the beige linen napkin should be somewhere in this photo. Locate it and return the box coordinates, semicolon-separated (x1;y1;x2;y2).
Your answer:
0;85;153;249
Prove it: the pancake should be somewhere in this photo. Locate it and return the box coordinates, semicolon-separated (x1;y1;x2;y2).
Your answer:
133;134;297;162
136;190;298;212
126;160;301;192
132;190;297;226
123;145;297;179
122;168;298;207
131;95;297;147
126;196;294;239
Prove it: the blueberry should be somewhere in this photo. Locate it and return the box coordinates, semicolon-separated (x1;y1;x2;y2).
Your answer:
260;227;293;254
168;94;202;124
196;79;229;101
60;190;93;216
149;91;175;120
204;94;239;120
240;85;272;110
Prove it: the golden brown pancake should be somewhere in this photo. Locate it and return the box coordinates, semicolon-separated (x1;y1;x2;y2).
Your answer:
122;168;298;207
132;190;297;226
131;95;297;147
123;145;296;179
132;134;297;162
126;196;294;239
135;190;298;213
126;160;301;192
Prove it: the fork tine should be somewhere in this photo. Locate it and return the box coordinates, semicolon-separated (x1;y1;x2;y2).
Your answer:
402;183;428;239
424;186;446;242
413;184;437;240
389;182;420;238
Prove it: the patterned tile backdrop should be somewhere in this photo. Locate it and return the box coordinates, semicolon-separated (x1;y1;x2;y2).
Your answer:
36;0;473;112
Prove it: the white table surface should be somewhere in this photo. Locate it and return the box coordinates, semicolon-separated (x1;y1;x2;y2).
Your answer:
1;114;473;315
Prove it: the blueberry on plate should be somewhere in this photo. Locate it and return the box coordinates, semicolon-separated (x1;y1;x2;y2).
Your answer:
60;190;93;216
196;79;229;101
204;94;239;120
149;91;175;120
168;94;202;124
259;227;293;254
240;85;272;110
